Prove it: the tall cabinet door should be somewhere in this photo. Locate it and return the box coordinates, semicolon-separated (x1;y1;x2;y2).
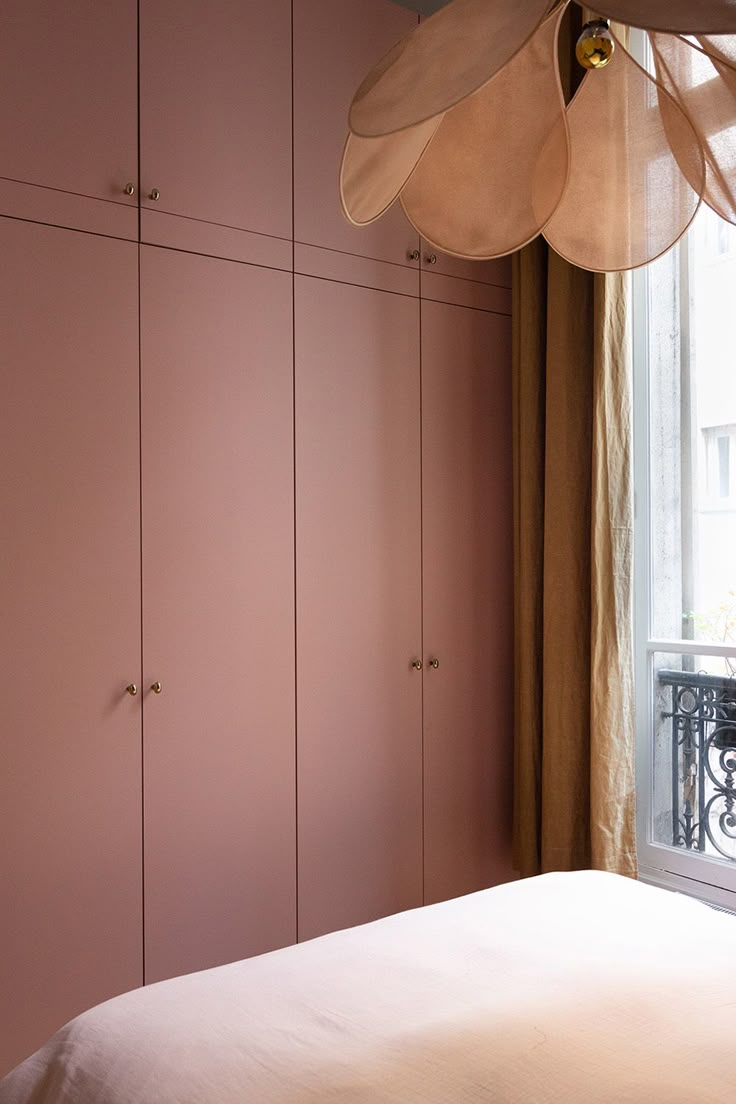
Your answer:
296;277;423;941
421;300;516;905
140;0;292;240
0;219;142;1076
141;247;296;985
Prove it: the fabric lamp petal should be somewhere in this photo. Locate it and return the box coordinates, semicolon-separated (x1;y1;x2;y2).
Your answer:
398;7;569;260
598;1;736;35
349;0;552;139
695;34;736;70
651;32;736;224
340;117;442;227
544;39;705;272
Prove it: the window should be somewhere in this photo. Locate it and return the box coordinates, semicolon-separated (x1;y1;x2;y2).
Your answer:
718;435;731;498
702;428;735;502
634;201;736;906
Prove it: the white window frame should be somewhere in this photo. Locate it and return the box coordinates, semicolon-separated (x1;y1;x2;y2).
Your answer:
633;259;736;910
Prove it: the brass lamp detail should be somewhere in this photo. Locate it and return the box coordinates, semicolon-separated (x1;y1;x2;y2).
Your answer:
576;19;615;70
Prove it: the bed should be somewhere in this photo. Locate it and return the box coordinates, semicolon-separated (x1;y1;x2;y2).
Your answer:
1;870;733;1103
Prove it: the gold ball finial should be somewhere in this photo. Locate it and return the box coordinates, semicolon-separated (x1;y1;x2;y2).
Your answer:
576;19;615;70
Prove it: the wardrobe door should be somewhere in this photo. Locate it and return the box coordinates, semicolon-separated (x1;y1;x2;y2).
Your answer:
421;300;516;905
0;3;138;210
141;247;295;985
293;0;419;266
0;219;142;1077
296;276;423;941
139;0;291;240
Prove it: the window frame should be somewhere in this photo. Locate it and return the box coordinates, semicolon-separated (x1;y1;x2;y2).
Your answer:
633;257;736;908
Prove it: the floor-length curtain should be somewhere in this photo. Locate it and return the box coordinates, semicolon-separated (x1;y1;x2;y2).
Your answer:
511;7;637;879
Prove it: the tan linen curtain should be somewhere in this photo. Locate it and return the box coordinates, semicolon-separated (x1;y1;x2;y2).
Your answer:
511;7;637;879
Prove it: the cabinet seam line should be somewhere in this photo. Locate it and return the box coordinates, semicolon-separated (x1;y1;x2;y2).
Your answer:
419;250;426;909
138;236;145;989
137;0;145;987
291;0;299;948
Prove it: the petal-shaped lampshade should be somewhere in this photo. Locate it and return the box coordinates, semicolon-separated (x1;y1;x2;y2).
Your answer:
599;1;736;35
651;32;736;224
340;118;442;226
695;34;736;73
348;0;551;138
399;7;569;259
544;38;705;271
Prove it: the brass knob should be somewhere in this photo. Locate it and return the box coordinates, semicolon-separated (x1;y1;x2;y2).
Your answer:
149;188;160;201
426;253;438;265
429;657;440;669
125;683;138;696
124;182;136;196
150;681;162;694
411;659;423;671
408;249;420;262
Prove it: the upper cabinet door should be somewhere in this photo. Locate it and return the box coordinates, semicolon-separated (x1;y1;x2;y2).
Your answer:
141;246;296;985
294;0;419;268
140;0;291;243
421;300;516;905
0;2;138;230
0;218;142;1076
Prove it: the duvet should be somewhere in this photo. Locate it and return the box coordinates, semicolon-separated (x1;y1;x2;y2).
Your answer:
1;870;733;1103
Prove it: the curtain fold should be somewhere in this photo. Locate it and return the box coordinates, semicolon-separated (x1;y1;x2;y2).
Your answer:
511;13;636;878
512;239;637;880
590;272;637;874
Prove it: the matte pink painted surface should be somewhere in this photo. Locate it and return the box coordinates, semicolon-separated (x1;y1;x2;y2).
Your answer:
294;242;419;297
421;249;513;288
141;208;292;272
0;3;137;207
421;300;517;905
295;276;423;942
140;246;296;984
140;0;292;240
0;178;138;242
0;219;142;1077
294;0;420;266
421;271;513;315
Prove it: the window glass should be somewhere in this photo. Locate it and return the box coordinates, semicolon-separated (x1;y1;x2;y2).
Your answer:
648;205;736;659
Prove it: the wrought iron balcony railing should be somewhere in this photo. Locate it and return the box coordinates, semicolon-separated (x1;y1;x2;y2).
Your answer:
659;668;736;860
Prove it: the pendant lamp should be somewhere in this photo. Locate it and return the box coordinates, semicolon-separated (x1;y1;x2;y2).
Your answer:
340;0;736;272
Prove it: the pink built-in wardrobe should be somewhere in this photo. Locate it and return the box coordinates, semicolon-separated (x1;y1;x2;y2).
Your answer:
0;0;515;1076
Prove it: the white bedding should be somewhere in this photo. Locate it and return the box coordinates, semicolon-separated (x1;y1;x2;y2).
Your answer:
1;871;734;1103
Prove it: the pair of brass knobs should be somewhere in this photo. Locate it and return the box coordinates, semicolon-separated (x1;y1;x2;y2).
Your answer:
124;183;160;201
126;682;161;696
408;250;438;265
412;658;440;671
